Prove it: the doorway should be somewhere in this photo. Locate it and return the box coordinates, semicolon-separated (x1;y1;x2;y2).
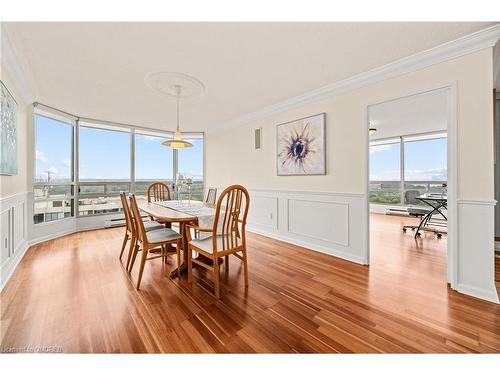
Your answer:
365;85;457;288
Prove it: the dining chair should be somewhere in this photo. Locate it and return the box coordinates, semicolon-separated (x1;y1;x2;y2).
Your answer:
147;182;171;202
186;185;250;299
128;194;183;289
205;188;217;204
119;192;164;269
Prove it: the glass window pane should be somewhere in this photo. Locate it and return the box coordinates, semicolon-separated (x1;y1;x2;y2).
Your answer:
369;142;400;181
404;137;447;181
177;137;204;201
79;125;130;181
34;199;73;223
135;133;173;181
35;115;73;183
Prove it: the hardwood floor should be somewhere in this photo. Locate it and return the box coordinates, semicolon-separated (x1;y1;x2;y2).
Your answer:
1;214;499;353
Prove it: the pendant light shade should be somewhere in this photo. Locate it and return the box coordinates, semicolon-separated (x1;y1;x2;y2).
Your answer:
163;84;193;149
162;130;193;148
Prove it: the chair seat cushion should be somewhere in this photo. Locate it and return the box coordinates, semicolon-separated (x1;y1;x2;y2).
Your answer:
146;228;182;244
190;235;241;254
143;220;164;232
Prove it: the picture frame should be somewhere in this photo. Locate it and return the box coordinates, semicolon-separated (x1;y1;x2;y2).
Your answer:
0;80;18;176
276;112;326;176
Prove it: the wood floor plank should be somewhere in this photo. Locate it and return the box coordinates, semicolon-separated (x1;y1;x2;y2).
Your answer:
1;214;499;353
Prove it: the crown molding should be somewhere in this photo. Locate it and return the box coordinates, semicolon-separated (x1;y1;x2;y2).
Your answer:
212;24;500;133
1;23;37;104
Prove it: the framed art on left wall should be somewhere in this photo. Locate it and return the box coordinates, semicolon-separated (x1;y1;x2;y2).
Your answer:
0;80;17;176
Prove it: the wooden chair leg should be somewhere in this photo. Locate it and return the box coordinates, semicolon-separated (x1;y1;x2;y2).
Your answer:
136;248;148;290
119;233;128;260
242;249;249;288
214;260;221;300
187;245;193;284
128;243;140;273
125;237;136;271
224;255;229;275
176;241;182;279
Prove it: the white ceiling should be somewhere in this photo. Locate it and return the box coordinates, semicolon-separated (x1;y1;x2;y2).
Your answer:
3;22;496;132
368;89;448;140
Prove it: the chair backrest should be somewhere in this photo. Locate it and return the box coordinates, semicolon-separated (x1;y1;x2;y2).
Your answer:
147;182;171;203
129;194;147;245
120;192;134;234
405;190;421;205
212;185;250;254
205;188;217;204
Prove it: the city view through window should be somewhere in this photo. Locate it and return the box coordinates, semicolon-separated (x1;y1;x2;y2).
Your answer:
34;113;204;224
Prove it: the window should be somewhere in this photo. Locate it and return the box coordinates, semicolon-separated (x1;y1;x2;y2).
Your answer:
177;134;204;201
79;122;131;181
34;113;75;223
32;105;205;223
78;122;131;216
369;132;447;205
135;131;174;199
404;134;447;181
369;140;400;181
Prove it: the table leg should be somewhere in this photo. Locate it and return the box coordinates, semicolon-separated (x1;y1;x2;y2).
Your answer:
169;222;188;278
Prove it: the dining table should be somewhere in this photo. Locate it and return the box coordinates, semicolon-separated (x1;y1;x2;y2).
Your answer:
138;199;216;278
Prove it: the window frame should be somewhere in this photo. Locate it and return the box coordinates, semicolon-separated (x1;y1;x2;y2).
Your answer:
33;109;76;224
32;103;205;223
369;131;447;206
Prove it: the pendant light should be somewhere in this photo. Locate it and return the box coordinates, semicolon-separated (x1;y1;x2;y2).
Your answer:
162;84;193;149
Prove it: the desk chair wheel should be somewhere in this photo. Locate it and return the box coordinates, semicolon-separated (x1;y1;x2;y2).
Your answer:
437;233;442;239
402;228;407;233
416;232;421;238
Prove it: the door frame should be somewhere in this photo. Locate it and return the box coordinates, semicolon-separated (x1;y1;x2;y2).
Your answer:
363;82;458;287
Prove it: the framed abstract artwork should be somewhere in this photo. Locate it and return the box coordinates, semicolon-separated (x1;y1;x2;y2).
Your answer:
276;113;326;176
0;80;17;175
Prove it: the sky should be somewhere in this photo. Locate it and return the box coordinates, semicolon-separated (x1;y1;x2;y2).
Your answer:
370;138;447;181
35;115;203;182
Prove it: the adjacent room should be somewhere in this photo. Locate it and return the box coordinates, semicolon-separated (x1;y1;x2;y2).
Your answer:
1;21;500;356
368;89;450;294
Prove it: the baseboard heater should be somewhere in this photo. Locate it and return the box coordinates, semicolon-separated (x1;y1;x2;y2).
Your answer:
384;207;409;216
104;214;149;228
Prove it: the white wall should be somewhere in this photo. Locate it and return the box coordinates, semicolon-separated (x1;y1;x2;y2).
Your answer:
206;48;499;303
0;64;30;290
0;66;29;199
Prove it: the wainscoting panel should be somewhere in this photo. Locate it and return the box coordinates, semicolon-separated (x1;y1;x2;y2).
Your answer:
0;192;29;291
243;189;367;265
456;199;499;303
247;194;278;230
287;199;349;246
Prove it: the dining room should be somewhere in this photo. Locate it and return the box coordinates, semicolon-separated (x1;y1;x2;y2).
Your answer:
1;10;500;366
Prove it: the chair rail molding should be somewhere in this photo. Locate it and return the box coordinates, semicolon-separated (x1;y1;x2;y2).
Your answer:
212;24;500;133
0;191;29;291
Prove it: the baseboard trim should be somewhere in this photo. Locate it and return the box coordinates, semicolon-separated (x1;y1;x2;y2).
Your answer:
0;239;29;292
29;223;115;247
248;226;367;266
455;283;500;304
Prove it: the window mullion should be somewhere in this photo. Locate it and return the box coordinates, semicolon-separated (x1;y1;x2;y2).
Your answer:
131;129;135;194
74;118;80;217
400;136;404;206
